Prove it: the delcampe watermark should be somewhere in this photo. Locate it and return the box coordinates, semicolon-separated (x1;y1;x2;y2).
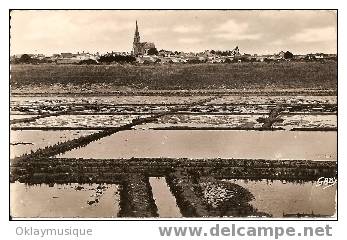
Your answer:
158;223;334;239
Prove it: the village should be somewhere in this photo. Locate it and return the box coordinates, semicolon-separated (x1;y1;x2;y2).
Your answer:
10;48;337;65
11;21;336;65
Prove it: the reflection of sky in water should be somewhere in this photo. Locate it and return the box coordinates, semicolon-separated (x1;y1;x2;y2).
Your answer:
223;179;336;218
12;115;151;128
10;178;336;218
58;130;337;160
10;114;38;120
10;183;120;218
10;130;99;158
149;177;182;218
156;115;263;128
207;96;337;105
275;115;336;129
11;96;210;105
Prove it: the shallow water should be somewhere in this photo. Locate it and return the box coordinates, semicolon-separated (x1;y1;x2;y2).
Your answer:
9;179;336;218
206;95;337;105
10;130;99;158
10;114;38;120
10;183;121;218
149;177;182;218
11;96;211;105
275;115;337;129
151;115;263;128
12;115;151;128
223;179;336;217
57;130;336;160
135;114;336;130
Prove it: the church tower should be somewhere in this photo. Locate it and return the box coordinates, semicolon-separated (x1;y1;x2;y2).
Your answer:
133;21;141;55
132;20;156;56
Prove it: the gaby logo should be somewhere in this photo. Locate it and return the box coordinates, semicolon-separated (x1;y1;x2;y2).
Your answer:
316;177;337;189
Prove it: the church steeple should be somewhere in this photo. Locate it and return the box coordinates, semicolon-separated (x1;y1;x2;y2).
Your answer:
132;20;155;56
133;20;141;55
134;20;140;44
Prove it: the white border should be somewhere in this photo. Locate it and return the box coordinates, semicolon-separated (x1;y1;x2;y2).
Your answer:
1;1;345;239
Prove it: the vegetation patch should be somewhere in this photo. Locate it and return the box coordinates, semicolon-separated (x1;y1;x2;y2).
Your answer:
10;62;337;91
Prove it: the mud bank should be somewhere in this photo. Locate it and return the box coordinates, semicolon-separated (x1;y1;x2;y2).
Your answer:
10;158;336;184
166;173;270;217
10;112;64;124
10;89;337;96
118;174;158;217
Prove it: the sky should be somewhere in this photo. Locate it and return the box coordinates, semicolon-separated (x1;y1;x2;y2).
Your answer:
10;10;337;55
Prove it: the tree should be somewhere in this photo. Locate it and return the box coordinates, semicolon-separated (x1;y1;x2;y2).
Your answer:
98;54;136;63
224;58;232;63
187;59;202;64
147;48;158;55
19;54;33;63
78;59;98;65
284;51;294;59
143;60;152;65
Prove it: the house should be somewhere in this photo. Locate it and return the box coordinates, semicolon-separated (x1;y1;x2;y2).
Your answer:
60;53;73;58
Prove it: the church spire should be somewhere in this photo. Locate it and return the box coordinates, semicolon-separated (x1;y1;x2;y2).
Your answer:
135;20;139;35
133;20;141;55
134;20;140;42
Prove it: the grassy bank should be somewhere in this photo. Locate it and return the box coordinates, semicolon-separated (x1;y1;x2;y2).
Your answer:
10;158;336;184
10;62;337;91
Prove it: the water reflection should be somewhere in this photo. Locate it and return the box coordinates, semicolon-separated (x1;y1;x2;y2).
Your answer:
57;130;336;160
10;130;99;158
199;177;271;217
223;179;336;218
10;177;336;218
10;183;120;218
149;177;182;218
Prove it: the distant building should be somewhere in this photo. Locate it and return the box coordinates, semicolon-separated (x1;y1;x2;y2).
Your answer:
158;50;173;57
132;21;156;56
60;53;73;58
231;46;241;58
278;51;285;59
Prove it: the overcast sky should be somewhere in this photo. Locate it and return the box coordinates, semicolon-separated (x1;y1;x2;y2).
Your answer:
10;10;337;55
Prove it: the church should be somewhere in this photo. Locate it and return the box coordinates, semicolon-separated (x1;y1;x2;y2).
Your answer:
132;21;156;56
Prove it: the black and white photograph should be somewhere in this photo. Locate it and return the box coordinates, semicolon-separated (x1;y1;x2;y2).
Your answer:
9;10;337;219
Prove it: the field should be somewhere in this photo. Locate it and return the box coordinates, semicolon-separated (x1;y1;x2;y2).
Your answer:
10;62;337;93
9;63;337;218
